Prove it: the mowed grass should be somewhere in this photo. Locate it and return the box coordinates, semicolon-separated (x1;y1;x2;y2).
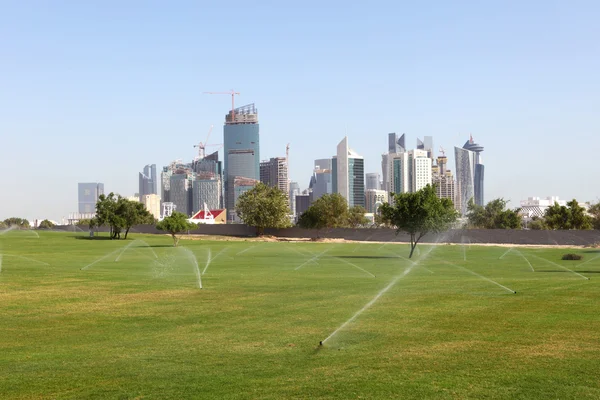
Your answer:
1;231;599;399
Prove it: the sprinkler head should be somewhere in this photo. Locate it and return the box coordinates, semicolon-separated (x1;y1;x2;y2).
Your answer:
319;341;323;346
513;291;517;294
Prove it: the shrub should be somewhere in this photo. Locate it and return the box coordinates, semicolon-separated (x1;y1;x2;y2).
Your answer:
561;253;582;261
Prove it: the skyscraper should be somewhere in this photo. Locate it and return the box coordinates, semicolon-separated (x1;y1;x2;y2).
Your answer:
223;104;259;221
389;149;432;194
78;182;104;214
260;157;288;194
417;136;434;158
455;136;484;215
289;181;300;218
366;173;380;190
333;137;365;208
138;164;157;202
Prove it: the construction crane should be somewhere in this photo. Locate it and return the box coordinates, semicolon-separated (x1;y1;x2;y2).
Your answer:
193;125;222;159
203;90;240;121
439;146;446;157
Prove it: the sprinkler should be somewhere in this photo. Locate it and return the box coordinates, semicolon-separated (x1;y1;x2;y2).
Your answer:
319;341;323;346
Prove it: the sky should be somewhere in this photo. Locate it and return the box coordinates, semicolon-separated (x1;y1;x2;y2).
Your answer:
1;0;599;222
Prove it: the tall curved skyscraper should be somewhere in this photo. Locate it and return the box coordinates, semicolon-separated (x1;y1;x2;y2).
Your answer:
455;136;484;215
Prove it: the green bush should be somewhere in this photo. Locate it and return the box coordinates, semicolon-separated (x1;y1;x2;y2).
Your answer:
561;253;582;261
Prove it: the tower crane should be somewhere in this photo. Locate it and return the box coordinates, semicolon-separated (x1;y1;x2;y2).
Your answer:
193;125;222;159
203;90;240;120
439;146;446;157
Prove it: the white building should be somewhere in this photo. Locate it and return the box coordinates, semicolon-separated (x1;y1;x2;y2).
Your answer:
520;196;567;217
388;149;432;195
333;137;365;207
142;194;161;220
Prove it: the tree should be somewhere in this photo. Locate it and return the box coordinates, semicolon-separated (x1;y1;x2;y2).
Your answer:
297;193;349;233
0;221;6;229
466;198;521;229
116;198;153;239
567;199;592;230
528;216;547;230
37;219;55;229
235;183;291;235
3;218;30;229
379;185;458;258
347;206;369;228
156;212;197;246
544;202;571;230
588;202;600;230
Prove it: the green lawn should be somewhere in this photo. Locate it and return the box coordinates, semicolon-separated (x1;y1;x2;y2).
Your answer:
1;230;599;399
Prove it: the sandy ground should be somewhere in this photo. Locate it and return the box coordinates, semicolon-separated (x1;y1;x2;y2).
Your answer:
175;234;596;249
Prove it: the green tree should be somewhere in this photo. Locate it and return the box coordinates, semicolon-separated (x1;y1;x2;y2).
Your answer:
235;183;291;235
116;198;153;239
466;198;521;229
379;185;458;258
544;202;572;230
528;216;548;230
3;218;30;229
0;221;7;229
37;219;55;229
567;199;592;230
347;206;369;228
587;202;600;230
297;193;349;233
156;212;197;246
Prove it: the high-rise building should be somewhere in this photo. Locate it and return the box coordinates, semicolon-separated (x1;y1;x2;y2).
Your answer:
389;149;432;194
365;189;388;214
169;173;193;216
366;173;380;190
192;179;222;212
223;104;259;221
388;133;406;153
382;133;406;195
289;181;300;218
333;137;365;208
417;136;434;158
455;136;484;215
295;194;311;218
260;157;288;195
78;182;104;214
138;164;157;202
310;159;333;202
432;152;458;210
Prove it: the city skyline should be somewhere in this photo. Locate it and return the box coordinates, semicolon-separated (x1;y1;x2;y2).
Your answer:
2;2;599;221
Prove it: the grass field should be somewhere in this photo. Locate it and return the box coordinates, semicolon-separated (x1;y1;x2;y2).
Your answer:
1;230;599;399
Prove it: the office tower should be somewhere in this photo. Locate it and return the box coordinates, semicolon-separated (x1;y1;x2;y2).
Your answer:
310;159;333;202
223;103;259;221
455;136;484;215
192;179;222;211
463;136;484;207
138;164;157;202
295;194;311;217
432;152;457;210
366;173;380;190
169;173;193;216
365;189;388;214
260;157;288;194
78;182;104;214
389;149;432;194
388;133;406;153
333;137;365;208
417;136;434;158
289;181;300;218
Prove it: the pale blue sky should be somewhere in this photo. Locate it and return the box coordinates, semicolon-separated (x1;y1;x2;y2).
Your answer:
1;1;599;221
